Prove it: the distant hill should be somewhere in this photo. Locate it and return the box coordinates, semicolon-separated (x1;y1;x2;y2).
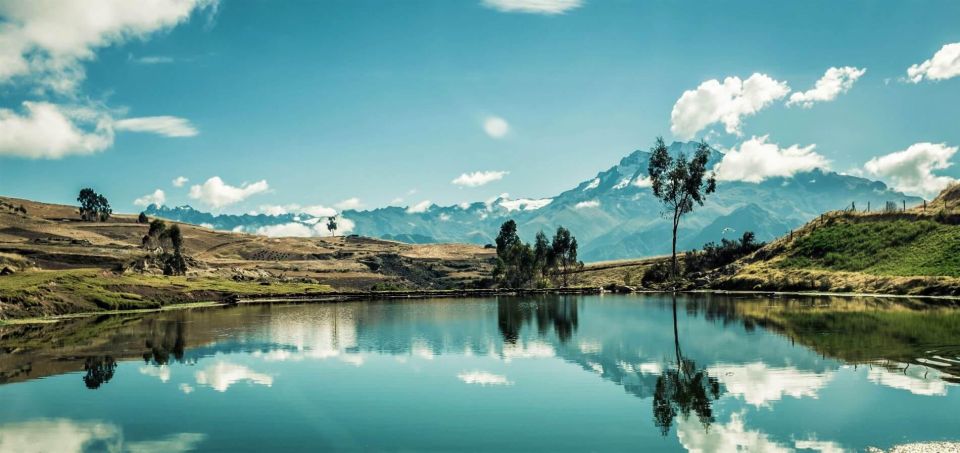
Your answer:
147;141;923;262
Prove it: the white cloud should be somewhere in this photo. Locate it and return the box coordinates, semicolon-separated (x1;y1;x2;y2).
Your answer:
132;55;175;64
499;197;552;211
0;101;113;159
483;116;509;139
194;361;273;392
406;200;433;214
334;197;363;210
677;413;792;453
172;176;189;187
457;371;513;386
0;0;217;93
452;170;509;187
256;203;338;218
114;116;198;137
907;42;960;83
188;176;269;209
867;364;950;396
574;200;600;209
787;66;866;108
257;204;301;216
864;142;958;198
254;217;354;238
301;205;338;217
715;135;829;183
708;363;834;407
481;0;583;14
0;419;206;453
670;73;790;140
133;189;166;207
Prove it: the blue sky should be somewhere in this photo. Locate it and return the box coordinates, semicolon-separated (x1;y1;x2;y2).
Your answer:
1;0;959;214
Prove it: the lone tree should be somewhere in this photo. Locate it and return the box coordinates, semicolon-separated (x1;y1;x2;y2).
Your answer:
138;212;149;224
77;188;111;222
327;215;338;237
647;137;716;283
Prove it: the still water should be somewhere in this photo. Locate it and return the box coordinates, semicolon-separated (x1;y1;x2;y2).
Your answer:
1;294;959;452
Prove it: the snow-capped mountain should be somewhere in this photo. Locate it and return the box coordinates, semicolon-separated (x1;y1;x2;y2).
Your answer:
147;142;921;261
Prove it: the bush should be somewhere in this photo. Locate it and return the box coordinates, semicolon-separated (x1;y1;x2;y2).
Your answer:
684;231;764;275
642;261;672;285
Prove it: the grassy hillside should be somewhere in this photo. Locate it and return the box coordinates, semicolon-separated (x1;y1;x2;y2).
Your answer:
779;219;960;277
715;189;960;296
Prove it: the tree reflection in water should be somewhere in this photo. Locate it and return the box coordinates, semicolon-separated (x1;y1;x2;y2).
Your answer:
82;355;117;389
653;296;722;436
497;296;578;344
142;317;187;366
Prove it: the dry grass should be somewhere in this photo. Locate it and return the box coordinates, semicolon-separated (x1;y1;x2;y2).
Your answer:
0;196;496;318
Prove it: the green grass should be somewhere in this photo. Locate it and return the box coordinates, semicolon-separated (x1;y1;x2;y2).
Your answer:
779;219;960;277
0;269;333;315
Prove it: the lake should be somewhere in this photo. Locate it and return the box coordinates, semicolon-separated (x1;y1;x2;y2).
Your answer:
1;294;958;452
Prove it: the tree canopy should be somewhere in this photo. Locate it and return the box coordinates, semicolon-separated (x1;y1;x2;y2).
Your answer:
77;188;111;222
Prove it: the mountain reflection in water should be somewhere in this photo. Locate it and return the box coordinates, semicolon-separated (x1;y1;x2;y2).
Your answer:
0;294;958;452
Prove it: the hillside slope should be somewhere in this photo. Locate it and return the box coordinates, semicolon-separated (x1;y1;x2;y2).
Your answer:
714;184;960;296
0;197;495;318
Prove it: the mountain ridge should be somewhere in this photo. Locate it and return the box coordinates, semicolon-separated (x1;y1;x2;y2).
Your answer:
146;141;922;261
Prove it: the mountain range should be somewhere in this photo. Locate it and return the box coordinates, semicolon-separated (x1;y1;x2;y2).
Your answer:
146;141;921;262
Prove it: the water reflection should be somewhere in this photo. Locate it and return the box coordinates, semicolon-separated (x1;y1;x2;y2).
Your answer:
0;419;206;453
0;295;958;451
653;298;722;436
497;297;578;344
81;356;116;390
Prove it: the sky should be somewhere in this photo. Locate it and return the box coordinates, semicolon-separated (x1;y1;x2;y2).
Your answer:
1;0;959;215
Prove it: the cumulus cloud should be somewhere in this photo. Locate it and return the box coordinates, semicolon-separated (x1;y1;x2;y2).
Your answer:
708;363;833;407
255;203;338;218
0;1;210;159
480;0;582;14
0;419;206;453
0;0;217;93
188;176;269;209
715;135;829;183
670;73;790;140
452;170;509;187
301;205;338;217
133;189;166;207
406;200;433;214
194;361;272;392
172;176;189;187
114;116;198;137
0;101;113;159
483;116;509;139
574;200;600;209
254;217;354;238
334;197;363;210
864;142;958;198
787;66;866;108
907;42;960;83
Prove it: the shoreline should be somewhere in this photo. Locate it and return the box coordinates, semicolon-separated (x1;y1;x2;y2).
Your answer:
4;286;960;325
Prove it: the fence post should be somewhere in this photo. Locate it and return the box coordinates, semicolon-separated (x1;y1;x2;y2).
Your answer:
867;201;870;212
903;200;906;212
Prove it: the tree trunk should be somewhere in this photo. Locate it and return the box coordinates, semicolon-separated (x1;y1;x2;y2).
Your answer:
671;217;679;285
